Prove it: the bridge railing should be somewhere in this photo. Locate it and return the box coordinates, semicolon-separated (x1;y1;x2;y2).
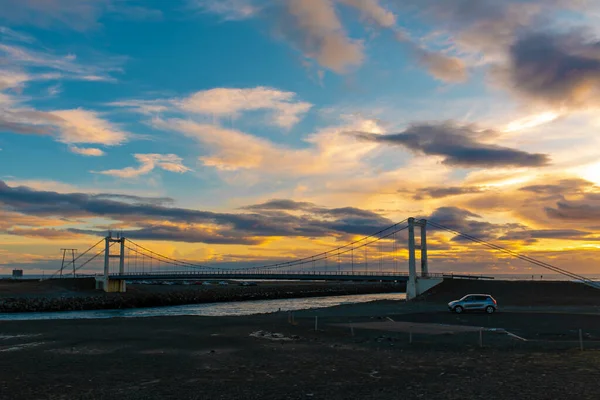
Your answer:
103;270;493;279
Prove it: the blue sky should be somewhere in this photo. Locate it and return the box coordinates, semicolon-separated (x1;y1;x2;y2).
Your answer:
2;0;600;274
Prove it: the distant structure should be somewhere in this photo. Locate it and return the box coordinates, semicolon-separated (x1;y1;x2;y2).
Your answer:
12;269;23;279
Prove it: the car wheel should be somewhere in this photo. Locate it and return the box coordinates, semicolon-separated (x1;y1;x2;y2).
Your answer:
485;306;495;314
454;305;464;314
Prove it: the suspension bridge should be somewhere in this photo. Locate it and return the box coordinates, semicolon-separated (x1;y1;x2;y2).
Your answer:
52;217;600;299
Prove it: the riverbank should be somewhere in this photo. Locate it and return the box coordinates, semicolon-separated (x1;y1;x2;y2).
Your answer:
0;279;404;313
1;298;599;399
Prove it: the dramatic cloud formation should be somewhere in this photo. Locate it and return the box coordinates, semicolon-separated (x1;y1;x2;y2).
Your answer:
422;206;523;242
0;180;394;243
95;154;191;178
545;194;600;222
352;122;550;168
505;31;600;109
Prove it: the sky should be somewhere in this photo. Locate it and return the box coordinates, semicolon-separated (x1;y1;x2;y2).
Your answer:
2;0;600;275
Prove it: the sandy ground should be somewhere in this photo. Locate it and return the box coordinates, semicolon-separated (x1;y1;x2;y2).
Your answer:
1;298;600;400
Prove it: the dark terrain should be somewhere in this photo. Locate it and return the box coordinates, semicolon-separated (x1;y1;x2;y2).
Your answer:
1;280;600;400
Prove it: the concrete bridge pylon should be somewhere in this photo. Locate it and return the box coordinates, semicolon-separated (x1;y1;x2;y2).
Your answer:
95;232;127;293
406;218;443;300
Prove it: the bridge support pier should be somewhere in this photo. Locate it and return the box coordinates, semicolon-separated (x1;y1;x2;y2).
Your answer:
96;233;127;293
407;218;441;300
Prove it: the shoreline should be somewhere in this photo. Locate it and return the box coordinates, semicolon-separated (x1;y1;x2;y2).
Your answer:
0;279;404;313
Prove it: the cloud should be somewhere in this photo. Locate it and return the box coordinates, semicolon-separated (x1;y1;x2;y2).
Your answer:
423;206;523;242
519;178;593;199
0;0;162;30
94;154;191;178
545;193;600;222
152;116;382;176
352;122;550;168
0;43;121;82
0;70;30;90
503;31;600;110
0;120;52;135
178;87;312;128
70;224;265;245
498;229;598;244
112;86;312;129
190;0;259;20
280;0;364;73
68;146;105;157
5;227;84;240
0;180;395;242
50;109;129;145
413;49;468;83
242;199;318;211
339;0;396;28
1;105;130;146
413;186;484;200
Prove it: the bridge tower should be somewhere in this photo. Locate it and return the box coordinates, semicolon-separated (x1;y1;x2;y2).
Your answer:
95;232;127;292
407;218;442;300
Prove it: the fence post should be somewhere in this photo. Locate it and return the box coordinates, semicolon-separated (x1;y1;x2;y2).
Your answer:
579;329;584;351
479;329;483;348
315;316;318;331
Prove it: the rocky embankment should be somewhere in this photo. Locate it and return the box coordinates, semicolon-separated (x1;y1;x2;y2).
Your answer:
0;281;405;313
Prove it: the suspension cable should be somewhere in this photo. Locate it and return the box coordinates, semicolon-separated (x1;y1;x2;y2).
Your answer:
425;219;598;286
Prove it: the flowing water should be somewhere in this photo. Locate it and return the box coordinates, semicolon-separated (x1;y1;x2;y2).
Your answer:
0;292;406;321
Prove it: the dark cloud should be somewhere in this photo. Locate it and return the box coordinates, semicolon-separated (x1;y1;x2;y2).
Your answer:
0;120;53;135
545;195;600;221
4;227;83;240
507;31;600;108
413;186;484;200
69;225;265;245
519;179;594;200
91;193;175;206
241;199;317;211
0;180;394;243
352;123;550;168
498;229;597;244
421;206;523;242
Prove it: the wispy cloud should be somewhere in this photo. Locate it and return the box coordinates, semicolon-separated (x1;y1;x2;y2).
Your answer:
0;0;162;30
112;86;313;129
69;146;105;157
190;0;259;20
94;154;191;178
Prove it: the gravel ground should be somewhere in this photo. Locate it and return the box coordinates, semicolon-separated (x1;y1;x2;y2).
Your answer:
1;299;599;400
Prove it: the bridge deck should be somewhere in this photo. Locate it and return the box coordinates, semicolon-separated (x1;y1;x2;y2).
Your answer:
106;272;494;282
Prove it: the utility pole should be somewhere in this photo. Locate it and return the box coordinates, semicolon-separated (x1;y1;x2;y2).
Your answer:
60;249;77;278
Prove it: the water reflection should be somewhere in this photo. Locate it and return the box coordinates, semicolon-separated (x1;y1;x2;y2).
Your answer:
0;292;406;321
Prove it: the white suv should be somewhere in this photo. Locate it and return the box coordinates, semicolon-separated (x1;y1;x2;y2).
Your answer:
448;294;498;314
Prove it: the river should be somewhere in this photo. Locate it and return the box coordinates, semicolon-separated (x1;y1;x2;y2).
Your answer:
0;292;406;321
